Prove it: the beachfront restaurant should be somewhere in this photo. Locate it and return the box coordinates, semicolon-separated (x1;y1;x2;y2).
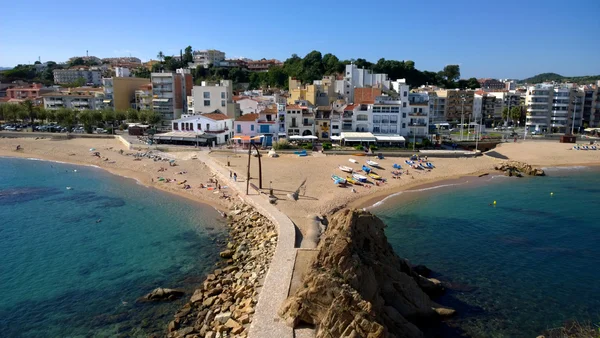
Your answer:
340;132;405;147
153;131;217;146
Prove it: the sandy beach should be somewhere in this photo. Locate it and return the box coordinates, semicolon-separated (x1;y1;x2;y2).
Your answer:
2;136;599;243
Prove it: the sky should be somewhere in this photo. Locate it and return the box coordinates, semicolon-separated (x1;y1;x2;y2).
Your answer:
1;0;599;79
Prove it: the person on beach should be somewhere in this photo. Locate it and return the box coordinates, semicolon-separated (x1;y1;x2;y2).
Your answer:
233;173;237;182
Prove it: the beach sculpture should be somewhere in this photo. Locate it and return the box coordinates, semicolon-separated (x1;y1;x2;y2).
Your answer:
245;143;263;195
288;178;307;201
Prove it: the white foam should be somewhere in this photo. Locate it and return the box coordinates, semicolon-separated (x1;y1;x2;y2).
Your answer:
542;166;589;171
367;181;467;209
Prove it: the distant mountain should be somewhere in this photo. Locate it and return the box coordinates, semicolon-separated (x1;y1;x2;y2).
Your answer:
520;72;600;84
0;67;13;71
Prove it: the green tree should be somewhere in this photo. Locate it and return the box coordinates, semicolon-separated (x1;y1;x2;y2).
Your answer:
19;100;37;124
183;46;193;64
300;50;324;84
37;107;48;124
55;108;76;128
354;58;373;70
442;65;461;83
68;57;85;67
132;67;150;78
283;54;303;80
115;110;127;124
322;53;343;75
146;111;161;127
1;104;22;122
157;51;165;62
126;108;139;122
46;109;56;123
266;65;287;88
77;110;94;133
467;77;480;89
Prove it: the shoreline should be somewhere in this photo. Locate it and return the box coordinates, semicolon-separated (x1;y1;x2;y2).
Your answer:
0;151;230;213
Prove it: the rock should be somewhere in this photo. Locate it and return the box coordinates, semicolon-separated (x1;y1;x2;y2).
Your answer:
494;161;545;177
214;311;232;324
412;265;432;277
190;289;204;303
225;318;241;329
220;250;234;258
205;287;223;297
231;326;245;335
205;332;216;338
176;327;195;336
175;306;191;318
279;209;451;338
168;319;180;332
238;314;250;324
434;307;456;316
203;296;217;307
139;287;184;302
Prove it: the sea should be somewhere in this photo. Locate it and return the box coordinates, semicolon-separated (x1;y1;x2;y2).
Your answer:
0;157;226;337
372;166;600;337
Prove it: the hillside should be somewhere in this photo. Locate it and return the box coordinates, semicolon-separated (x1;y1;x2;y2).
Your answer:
520;72;600;84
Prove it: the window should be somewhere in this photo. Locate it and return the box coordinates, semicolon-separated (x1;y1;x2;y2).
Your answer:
373;126;380;133
390;116;398;123
419;108;423;113
206;124;210;131
346;84;350;88
373;116;381;123
237;124;241;133
346;91;350;94
250;125;254;131
390;125;397;133
403;102;407;107
197;123;201;130
402;123;406;128
221;100;226;107
221;92;225;99
402;113;406;118
204;100;210;106
332;125;339;129
203;92;210;99
346;72;350;75
173;123;178;130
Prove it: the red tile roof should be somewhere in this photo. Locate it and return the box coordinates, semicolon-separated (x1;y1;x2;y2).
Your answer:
286;104;307;110
202;112;230;121
354;87;382;104
344;104;358;111
235;113;259;122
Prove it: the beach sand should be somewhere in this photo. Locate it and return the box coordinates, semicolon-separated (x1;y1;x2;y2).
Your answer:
2;137;599;243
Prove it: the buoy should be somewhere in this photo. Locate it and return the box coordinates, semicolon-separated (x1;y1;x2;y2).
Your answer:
493;200;497;205
550;192;554;196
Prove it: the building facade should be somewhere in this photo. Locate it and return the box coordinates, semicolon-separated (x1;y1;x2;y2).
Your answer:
192;49;226;68
171;112;233;145
191;80;237;118
247;59;282;72
42;89;107;110
151;72;185;130
53;68;102;85
135;84;153;111
335;64;390;103
525;84;585;133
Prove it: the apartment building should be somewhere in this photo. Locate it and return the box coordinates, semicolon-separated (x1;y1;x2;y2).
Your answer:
487;92;522;127
151;72;184;130
53;68;102;85
427;92;446;124
335;63;390;103
103;77;150;111
478;78;505;90
288;77;317;106
171;112;233;145
191;80;238;118
191;49;226;68
5;83;54;102
247;59;282;72
42;88;107;110
285;104;313;136
582;82;600;127
233;106;278;146
525;84;584;133
434;89;475;123
134;84;153;111
114;67;131;78
101;57;142;65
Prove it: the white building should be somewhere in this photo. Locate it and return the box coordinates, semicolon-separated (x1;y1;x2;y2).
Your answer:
525;84;584;133
114;67;131;78
53;68;102;85
285;104;313;136
42;89;107;110
335;63;390;103
151;72;184;130
191;80;237;118
171;112;233;145
191;49;226;68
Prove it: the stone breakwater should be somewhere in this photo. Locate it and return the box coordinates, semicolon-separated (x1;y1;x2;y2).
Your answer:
166;202;277;338
494;161;545;177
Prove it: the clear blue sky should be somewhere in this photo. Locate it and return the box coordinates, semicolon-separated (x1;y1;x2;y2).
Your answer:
1;0;599;79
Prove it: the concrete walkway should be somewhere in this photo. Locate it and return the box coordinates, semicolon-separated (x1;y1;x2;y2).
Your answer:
196;151;295;338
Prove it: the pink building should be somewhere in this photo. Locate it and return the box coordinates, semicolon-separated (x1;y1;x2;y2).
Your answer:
6;83;44;101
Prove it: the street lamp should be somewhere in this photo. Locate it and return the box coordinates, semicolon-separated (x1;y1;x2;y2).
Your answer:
571;95;578;135
460;95;466;141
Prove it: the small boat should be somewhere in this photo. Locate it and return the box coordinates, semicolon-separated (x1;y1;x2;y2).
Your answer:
573;145;580;150
368;173;381;180
294;150;307;155
66;187;73;190
412;164;423;170
426;162;435;169
349;159;359;164
592;146;598;150
352;173;368;182
377;153;384;160
339;165;353;173
392;163;402;169
366;160;379;167
361;165;372;173
582;145;589;150
298;153;307;157
346;176;363;186
331;175;347;185
418;164;427;170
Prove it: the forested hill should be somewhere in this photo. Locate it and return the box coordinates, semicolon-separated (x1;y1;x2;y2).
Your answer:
520;72;600;84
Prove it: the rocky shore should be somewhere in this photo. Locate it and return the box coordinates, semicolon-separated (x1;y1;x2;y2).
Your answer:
494;160;545;177
166;202;277;338
279;209;454;338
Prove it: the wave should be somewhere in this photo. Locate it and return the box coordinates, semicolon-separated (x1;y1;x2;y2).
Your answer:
367;181;469;209
541;166;590;171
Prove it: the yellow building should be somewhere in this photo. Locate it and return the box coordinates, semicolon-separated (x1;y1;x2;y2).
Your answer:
287;77;316;106
113;77;151;111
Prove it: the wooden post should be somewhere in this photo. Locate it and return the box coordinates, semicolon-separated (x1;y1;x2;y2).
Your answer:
246;145;251;195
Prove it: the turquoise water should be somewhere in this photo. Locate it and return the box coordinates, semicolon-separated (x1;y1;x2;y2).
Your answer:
0;157;225;337
373;167;600;337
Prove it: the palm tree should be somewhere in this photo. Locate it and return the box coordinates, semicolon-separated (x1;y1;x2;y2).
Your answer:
157;51;165;62
19;100;36;126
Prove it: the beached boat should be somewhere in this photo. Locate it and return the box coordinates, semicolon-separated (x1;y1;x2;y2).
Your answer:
361;165;372;173
352;173;368;183
368;173;381;180
412;164;423;170
294;150;307;155
366;160;379;167
346;176;363;186
331;174;347;185
405;160;414;165
418;164;427;170
339;165;353;173
393;163;402;169
426;162;435;169
349;158;359;164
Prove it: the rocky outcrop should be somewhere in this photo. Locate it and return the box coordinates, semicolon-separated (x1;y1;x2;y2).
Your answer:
494;161;545;177
138;288;185;302
166;202;277;338
279;209;452;338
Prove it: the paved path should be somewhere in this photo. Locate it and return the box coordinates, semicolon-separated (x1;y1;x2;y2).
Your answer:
196;151;295;338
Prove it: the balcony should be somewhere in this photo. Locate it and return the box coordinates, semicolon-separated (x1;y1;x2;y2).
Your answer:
409;122;427;127
408;112;427;117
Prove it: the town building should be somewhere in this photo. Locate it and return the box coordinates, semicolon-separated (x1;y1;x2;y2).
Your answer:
315;106;333;140
53;68;102;85
191;80;238;118
151;71;190;130
114;67;131;78
42;88;107;110
433;89;475;123
5;83;55;102
101;57;142;65
285;104;313;137
581;82;600;128
478;78;505;90
336;64;390;103
170;112;233;145
134;84;153;111
487;92;522;127
68;56;101;64
103;77;150;111
525;84;584;133
233;106;279;146
247;59;282;72
287;77;317;106
191;49;226;68
427;91;447;124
